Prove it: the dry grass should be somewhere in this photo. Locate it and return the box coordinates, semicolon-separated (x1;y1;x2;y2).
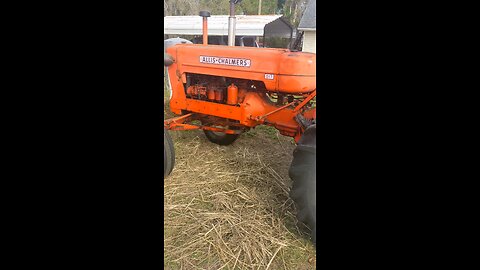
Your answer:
164;83;316;270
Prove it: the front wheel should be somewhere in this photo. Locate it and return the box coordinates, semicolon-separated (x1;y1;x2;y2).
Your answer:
164;128;175;178
203;125;240;146
289;124;316;244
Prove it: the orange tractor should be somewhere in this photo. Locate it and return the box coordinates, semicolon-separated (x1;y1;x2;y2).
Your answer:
164;1;316;243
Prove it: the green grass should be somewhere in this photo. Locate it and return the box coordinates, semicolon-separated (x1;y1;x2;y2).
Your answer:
245;125;278;140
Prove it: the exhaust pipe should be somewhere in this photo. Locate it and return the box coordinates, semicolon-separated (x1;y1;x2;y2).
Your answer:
199;11;210;45
228;0;237;46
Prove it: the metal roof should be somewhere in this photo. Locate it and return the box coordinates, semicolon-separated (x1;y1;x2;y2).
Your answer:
298;0;316;30
164;15;291;37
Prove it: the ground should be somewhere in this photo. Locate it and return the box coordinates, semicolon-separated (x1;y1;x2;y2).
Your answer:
164;81;316;269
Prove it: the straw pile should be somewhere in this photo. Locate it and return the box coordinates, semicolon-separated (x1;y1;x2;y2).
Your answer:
164;122;316;269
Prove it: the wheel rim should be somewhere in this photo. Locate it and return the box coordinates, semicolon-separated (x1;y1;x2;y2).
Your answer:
210;125;228;136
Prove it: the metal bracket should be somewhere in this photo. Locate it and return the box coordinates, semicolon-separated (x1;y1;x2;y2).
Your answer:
295;113;313;129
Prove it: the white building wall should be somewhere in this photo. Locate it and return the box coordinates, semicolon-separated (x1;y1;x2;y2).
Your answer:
302;31;316;53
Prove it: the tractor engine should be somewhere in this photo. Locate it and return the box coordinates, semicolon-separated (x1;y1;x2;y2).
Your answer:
185;75;228;103
184;74;265;105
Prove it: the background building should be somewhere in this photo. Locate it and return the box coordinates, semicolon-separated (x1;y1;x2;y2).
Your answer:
297;0;316;53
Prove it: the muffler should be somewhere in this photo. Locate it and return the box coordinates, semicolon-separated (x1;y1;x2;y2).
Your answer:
199;11;210;45
227;0;243;46
228;0;237;46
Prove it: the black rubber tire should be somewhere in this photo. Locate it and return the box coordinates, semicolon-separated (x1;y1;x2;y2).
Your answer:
203;128;240;146
289;124;316;244
164;128;175;178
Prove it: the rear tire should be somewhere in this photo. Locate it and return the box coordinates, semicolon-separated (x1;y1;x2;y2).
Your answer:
289;124;316;244
164;128;175;178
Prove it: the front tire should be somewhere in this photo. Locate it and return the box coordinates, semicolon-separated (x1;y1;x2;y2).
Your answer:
164;128;175;178
289;124;316;244
203;125;240;146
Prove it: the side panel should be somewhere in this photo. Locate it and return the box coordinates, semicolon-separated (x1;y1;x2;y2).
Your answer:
167;44;316;94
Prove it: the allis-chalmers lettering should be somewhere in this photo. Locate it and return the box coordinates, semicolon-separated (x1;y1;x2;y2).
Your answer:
200;56;251;67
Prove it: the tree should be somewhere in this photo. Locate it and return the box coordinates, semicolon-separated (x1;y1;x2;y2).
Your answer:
238;0;278;15
164;0;231;16
279;0;307;27
164;0;309;27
